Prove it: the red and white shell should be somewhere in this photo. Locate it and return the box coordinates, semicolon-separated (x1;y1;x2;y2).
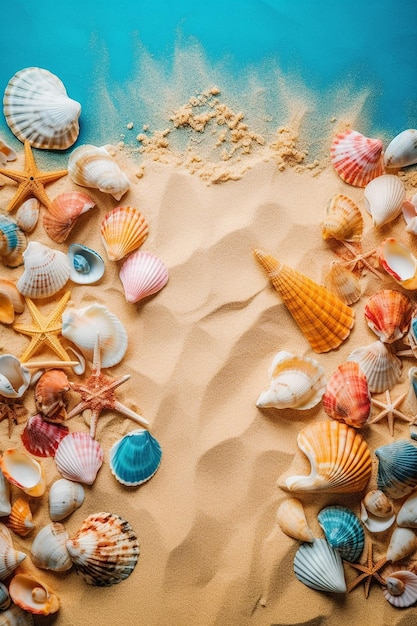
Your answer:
364;289;412;344
330;129;384;187
322;361;371;428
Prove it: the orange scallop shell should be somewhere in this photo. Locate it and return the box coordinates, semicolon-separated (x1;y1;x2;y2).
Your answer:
100;206;149;261
322;194;363;242
43;191;95;243
330;129;384;187
364;289;412;344
6;497;34;537
322;362;371;428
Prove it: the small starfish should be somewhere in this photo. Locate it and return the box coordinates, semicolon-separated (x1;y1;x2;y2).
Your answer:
0;399;28;437
347;543;388;598
66;333;149;439
340;241;384;280
13;291;74;365
368;388;412;436
0;140;67;212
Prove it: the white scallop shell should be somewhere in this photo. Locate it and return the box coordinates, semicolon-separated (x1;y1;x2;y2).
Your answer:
347;340;402;393
119;250;169;304
384;129;417;169
68;144;129;200
387;527;417;562
49;478;85;521
17;241;71;298
30;522;72;571
293;538;346;593
364;174;406;227
3;67;81;150
0;522;26;580
54;432;104;485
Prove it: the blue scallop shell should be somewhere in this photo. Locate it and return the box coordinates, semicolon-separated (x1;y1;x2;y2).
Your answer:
109;428;162;486
376;439;417;499
317;505;364;562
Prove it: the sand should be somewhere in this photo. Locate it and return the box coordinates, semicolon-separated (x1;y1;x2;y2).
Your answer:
0;94;417;626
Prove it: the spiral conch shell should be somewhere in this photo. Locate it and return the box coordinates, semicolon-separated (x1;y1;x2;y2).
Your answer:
68;144;130;200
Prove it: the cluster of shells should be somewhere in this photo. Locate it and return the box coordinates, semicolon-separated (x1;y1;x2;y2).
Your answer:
0;67;168;621
255;127;417;607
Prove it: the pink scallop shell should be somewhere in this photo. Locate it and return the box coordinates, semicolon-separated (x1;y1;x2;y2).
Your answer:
54;431;104;485
119;250;169;304
330;129;384;187
21;414;69;457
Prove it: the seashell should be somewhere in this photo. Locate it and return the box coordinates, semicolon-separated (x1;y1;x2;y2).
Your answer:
282;420;372;494
68;243;105;285
364;174;406;227
0;604;34;624
3;67;80;150
9;573;59;615
384;129;417;169
0;215;27;268
119;250;169;304
0;469;11;517
15;198;39;234
0;522;26;580
68;144;130;200
256;350;326;410
100;206;149;262
30;522;72;571
323;261;361;306
378;238;417;290
43;191;95;243
376;439;417;499
6;497;34;537
0;581;11;610
330;129;384;187
0;139;16;166
0;279;25;324
66;511;140;586
17;241;71;298
254;249;355;353
49;478;85;521
35;369;70;422
293;538;346;593
54;431;104;485
109;428;162;487
317;505;365;562
61;302;128;368
384;570;417;607
276;498;315;542
321;194;363;242
387;527;417;562
347;340;402;393
360;493;396;533
397;491;417;528
0;449;45;497
21;414;69;458
322;361;370;429
0;355;30;399
364;289;412;343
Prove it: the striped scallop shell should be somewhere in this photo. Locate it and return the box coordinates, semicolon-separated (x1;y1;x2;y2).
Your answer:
3;67;81;150
110;428;162;486
384;570;417;608
101;206;149;262
68;144;129;200
0;215;27;268
348;340;402;393
317;505;364;562
254;249;354;353
6;497;34;537
0;522;26;580
378;238;417;290
17;241;70;298
43;191;95;243
293;538;346;593
322;194;363;242
66;512;140;586
54;432;104;485
330;129;384;187
0;581;11;610
364;174;406;227
30;522;72;571
21;414;69;458
282;420;372;494
384;129;417;169
322;361;370;428
276;498;315;542
376;439;417;499
119;250;169;304
364;289;412;343
323;261;361;305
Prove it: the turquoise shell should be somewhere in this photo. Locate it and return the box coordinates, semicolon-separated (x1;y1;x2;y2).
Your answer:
376;439;417;499
109;428;162;486
0;215;26;267
317;505;364;562
293;538;346;593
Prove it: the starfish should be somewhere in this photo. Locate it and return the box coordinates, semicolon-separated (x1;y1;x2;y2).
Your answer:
347;543;388;598
0;140;67;212
66;333;149;439
0;399;28;437
339;241;385;280
368;388;412;436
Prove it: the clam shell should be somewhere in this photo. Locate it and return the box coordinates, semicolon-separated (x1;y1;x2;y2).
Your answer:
378;238;417;290
293;538;346;593
364;174;406;227
68;243;105;285
387;527;417;562
0;604;34;624
322;361;370;428
66;511;140;586
317;505;364;562
384;570;417;607
282;420;372;494
397;491;417;528
9;573;59;615
43;191;95;243
360;501;396;533
100;206;149;262
48;478;85;521
347;340;402;393
35;369;70;422
119;250;169;304
364;289;412;343
0;215;27;268
109;428;162;487
254;249;355;353
17;241;71;298
0;355;30;399
256;350;326;410
330;129;384;187
6;497;34;537
376;439;417;499
30;522;72;571
0;449;45;497
0;279;25;324
384;129;417;169
68;144;130;200
15;198;39;234
61;302;128;368
0;522;26;580
0;469;11;517
323;261;361;306
21;414;69;458
54;431;104;485
276;498;314;542
322;194;363;242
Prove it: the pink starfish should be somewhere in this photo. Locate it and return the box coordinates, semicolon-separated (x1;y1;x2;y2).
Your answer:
368;389;412;436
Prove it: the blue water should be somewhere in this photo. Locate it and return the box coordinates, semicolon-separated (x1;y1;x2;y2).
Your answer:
1;0;416;154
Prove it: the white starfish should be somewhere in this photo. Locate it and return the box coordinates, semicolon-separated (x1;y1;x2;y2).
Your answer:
368;389;412;436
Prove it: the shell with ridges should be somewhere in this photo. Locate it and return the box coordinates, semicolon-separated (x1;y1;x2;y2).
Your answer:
0;581;11;610
109;428;162;487
21;414;69;458
6;497;34;536
364;174;406;227
317;505;364;562
68;243;105;285
54;431;104;485
322;361;370;428
293;538;346;593
0;449;45;497
68;144;129;200
330;129;384;187
100;206;149;262
384;570;417;607
9;573;59;615
323;261;361;306
0;522;26;580
35;369;70;422
387;527;417;562
322;194;363;242
17;241;71;298
376;439;417;499
384;129;417;169
43;191;95;243
119;250;169;304
0;604;34;624
0;215;27;268
0;355;31;399
49;478;85;521
347;340;402;393
276;498;315;542
15;198;39;233
0;279;25;324
378;238;417;290
364;289;412;344
30;522;72;571
397;491;417;528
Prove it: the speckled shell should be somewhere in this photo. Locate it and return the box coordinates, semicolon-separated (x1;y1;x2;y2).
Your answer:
3;67;80;150
6;497;34;537
119;250;169;304
15;198;40;233
322;361;371;428
110;428;162;487
0;522;26;580
68;243;105;285
100;206;149;262
9;573;59;615
317;505;365;562
384;570;417;607
322;194;363;242
30;522;72;571
387;527;417;562
68;144;130;200
0;449;46;497
0;354;31;399
330;129;384;187
347;340;402;393
364;174;406;227
0;279;25;324
17;241;71;298
35;369;70;422
323;261;361;306
48;478;85;521
54;431;104;485
378;238;417;290
364;289;412;343
43;191;95;243
376;439;417;499
293;538;346;593
276;498;315;542
384;129;417;169
0;215;27;268
66;512;140;586
397;491;417;528
21;414;69;458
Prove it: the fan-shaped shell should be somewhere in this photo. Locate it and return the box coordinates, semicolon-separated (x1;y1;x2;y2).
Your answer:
30;522;72;571
364;289;412;343
0;279;25;324
347;340;402;393
384;129;417;169
276;498;315;542
119;250;169;304
66;511;140;586
17;241;71;298
15;198;39;234
21;414;69;458
6;497;34;537
68;243;105;285
68;144;130;200
0;522;26;580
9;573;59;615
322;361;370;428
256;350;326;410
43;191;95;243
293;538;346;593
110;428;162;487
254;249;355;353
100;206;149;262
330;129;384;187
378;238;417;290
0;355;30;399
282;420;372;494
397;491;417;528
376;439;417;499
0;215;27;268
387;527;417;562
323;261;361;306
35;369;70;422
54;431;104;485
62;302;127;368
364;174;406;227
3;67;81;150
0;449;45;497
49;478;85;521
317;505;365;562
384;570;417;607
322;194;363;242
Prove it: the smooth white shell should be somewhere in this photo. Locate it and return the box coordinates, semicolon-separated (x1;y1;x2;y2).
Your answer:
384;129;417;169
30;522;72;571
48;478;85;521
0;354;30;399
397;491;417;528
17;241;71;298
0;469;11;517
378;238;417;290
387;527;417;562
67;244;105;285
276;498;315;542
0;449;46;497
15;199;40;233
68;144;129;200
364;174;406;227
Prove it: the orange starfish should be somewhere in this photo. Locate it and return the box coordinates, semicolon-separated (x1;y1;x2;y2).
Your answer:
0;140;67;212
368;389;412;436
347;543;387;598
